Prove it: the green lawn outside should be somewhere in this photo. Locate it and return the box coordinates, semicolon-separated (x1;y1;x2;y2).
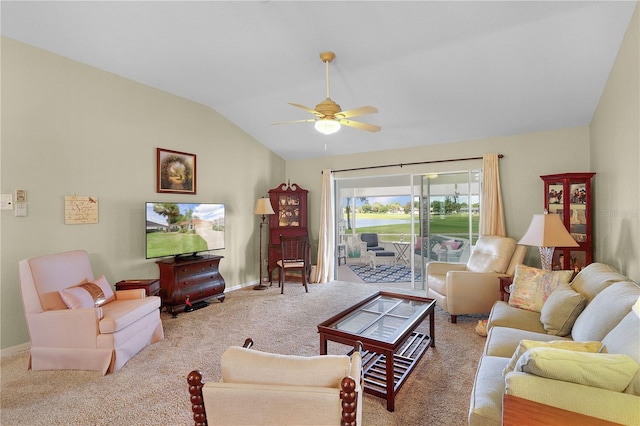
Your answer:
347;213;479;242
146;232;208;258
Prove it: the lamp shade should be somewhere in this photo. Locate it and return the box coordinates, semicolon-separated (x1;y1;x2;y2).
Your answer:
254;197;275;215
314;119;341;135
518;213;579;248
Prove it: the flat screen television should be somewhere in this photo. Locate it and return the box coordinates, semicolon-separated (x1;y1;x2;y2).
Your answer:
145;202;225;260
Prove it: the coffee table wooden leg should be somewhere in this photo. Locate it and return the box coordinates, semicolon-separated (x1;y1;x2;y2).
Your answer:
430;308;436;347
386;350;395;412
319;334;328;355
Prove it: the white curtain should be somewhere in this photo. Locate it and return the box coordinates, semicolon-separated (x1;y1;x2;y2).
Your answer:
480;153;506;236
312;169;335;283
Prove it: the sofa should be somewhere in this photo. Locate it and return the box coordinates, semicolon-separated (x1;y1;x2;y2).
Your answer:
19;250;164;374
468;263;640;425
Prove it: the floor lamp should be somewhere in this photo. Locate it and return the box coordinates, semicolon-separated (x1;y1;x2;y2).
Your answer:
254;197;275;290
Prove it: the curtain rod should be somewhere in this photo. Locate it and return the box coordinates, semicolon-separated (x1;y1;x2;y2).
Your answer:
330;154;503;173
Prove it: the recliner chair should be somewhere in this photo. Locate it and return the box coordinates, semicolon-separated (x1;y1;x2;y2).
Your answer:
19;250;164;374
426;235;526;323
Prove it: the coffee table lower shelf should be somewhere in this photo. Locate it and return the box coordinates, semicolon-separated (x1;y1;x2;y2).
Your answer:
353;332;432;406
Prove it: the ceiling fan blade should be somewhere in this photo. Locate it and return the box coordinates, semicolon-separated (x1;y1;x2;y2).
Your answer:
339;119;381;133
335;106;378;119
288;102;324;118
272;118;317;125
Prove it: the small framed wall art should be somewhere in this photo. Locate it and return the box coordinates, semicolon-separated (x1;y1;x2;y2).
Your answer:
156;148;196;194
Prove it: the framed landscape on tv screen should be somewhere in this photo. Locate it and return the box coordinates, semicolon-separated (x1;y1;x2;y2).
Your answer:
145;202;225;259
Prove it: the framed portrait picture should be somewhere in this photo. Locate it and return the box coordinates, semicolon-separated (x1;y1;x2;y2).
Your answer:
156;148;196;194
570;183;587;204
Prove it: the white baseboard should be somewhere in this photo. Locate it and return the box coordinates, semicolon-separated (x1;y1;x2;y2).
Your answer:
225;281;259;292
1;342;30;358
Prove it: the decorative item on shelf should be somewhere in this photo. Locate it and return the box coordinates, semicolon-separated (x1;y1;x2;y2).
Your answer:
519;211;579;271
254;197;276;290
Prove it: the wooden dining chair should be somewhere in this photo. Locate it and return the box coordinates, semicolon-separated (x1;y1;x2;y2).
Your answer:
277;234;310;294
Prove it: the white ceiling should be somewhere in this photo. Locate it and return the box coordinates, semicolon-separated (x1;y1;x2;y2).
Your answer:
1;1;636;161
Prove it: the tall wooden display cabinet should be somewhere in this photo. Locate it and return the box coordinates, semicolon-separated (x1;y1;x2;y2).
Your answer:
541;172;595;271
267;182;309;282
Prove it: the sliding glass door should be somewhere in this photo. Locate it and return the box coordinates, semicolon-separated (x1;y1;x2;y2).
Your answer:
335;170;480;293
414;170;481;290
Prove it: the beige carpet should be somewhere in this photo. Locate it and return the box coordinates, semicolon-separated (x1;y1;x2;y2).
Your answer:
1;280;486;425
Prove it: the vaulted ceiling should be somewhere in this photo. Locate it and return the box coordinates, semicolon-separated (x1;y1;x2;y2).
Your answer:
2;1;637;160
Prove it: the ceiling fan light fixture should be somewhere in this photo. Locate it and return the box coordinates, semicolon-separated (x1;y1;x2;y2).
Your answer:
315;119;341;135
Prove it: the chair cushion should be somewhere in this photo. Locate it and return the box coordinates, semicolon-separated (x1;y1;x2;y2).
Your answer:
466;236;516;274
373;251;395;257
98;297;161;334
277;260;305;268
221;346;351;388
360;233;379;248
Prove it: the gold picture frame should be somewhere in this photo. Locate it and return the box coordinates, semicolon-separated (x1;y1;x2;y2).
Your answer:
156;148;196;194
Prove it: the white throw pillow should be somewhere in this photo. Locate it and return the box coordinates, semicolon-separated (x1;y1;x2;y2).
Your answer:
59;275;114;309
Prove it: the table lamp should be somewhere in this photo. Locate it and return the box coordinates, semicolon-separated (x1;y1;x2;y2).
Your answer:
253;197;275;290
518;211;579;271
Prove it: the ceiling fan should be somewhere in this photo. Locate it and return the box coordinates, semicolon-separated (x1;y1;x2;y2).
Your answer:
275;51;381;135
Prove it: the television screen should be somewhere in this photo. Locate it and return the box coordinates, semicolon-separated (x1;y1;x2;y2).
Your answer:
145;202;225;259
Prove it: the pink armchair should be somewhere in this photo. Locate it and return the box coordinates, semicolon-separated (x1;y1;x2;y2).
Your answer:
19;250;164;374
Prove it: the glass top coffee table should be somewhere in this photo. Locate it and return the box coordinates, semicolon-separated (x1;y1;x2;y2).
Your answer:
318;291;436;412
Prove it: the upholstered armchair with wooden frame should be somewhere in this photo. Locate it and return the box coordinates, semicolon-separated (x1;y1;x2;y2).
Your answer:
426;235;526;323
188;338;363;426
19;250;164;374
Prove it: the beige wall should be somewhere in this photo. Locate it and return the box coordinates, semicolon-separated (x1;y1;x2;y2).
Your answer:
0;38;285;350
2;5;638;351
287;127;591;268
590;3;640;282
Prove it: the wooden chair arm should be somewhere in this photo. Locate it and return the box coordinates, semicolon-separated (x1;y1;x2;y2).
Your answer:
340;376;357;426
187;370;207;426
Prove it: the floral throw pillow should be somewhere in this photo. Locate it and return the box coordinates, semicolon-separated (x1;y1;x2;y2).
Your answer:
508;264;574;312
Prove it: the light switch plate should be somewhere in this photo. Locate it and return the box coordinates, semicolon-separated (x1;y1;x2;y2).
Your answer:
1;194;13;210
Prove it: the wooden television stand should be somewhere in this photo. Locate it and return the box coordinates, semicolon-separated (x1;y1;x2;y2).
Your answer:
156;254;225;317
